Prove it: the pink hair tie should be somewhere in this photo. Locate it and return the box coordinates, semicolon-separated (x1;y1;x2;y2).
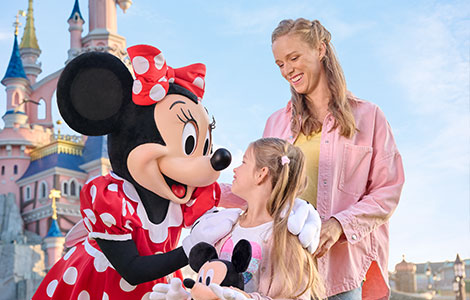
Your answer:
281;155;290;166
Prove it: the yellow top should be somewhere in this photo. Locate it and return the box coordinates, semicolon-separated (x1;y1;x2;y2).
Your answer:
20;0;40;50
294;130;321;208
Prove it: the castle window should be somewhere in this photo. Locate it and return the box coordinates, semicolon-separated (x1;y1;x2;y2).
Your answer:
1;166;4;175
39;181;48;199
70;180;77;197
62;181;68;195
38;99;46;120
25;186;31;200
13;165;18;175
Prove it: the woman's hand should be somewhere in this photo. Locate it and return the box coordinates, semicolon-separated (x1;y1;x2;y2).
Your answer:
313;217;343;258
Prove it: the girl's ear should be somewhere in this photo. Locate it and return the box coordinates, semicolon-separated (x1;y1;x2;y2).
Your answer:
231;239;252;273
255;167;269;185
188;242;218;272
57;52;133;136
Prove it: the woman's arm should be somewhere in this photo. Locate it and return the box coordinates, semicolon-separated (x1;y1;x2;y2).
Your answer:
332;107;405;244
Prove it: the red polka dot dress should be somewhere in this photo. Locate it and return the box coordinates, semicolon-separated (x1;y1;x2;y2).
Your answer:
33;172;219;300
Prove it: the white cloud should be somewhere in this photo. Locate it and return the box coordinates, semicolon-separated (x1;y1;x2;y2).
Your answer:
377;1;470;268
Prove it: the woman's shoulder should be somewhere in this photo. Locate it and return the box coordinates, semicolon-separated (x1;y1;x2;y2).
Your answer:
348;93;384;119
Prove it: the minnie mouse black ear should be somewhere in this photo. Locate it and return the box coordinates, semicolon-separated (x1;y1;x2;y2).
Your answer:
57;52;133;136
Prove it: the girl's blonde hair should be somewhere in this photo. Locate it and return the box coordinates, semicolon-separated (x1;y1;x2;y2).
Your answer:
250;138;324;299
272;18;356;138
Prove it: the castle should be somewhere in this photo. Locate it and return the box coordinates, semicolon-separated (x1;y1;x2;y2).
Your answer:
0;0;132;298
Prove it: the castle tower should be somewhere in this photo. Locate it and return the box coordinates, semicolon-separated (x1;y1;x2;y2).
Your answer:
42;190;65;271
67;0;85;62
394;255;417;293
19;0;42;85
0;23;33;206
81;0;131;61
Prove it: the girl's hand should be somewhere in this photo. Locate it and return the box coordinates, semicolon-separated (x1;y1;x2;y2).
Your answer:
209;283;251;300
313;217;343;258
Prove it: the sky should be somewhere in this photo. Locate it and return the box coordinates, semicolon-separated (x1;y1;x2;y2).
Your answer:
0;0;468;271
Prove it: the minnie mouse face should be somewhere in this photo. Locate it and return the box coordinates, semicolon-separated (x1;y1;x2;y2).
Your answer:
128;94;218;204
57;46;231;223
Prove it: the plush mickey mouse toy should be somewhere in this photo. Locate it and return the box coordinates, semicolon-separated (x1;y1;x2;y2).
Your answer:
151;240;252;300
32;45;241;300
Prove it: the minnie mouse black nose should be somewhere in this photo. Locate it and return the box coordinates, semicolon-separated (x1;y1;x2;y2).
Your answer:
211;148;231;171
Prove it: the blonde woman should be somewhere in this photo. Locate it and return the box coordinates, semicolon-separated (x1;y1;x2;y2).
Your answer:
263;18;405;299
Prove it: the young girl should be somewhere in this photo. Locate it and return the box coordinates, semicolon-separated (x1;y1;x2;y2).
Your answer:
151;137;324;299
216;137;324;299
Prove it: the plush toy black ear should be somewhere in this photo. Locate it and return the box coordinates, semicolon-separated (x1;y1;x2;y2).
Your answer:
57;52;133;136
188;242;218;272
231;239;252;273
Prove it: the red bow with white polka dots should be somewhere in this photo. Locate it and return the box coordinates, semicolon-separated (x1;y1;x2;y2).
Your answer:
127;44;206;106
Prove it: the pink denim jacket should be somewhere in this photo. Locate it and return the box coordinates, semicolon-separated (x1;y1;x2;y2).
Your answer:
220;95;404;299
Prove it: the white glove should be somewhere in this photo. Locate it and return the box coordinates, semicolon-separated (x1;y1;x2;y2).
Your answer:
287;198;321;254
209;283;249;300
182;208;242;256
150;278;190;300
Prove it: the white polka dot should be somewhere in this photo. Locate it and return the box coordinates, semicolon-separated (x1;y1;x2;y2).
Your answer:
102;292;109;300
168;77;175;83
141;292;151;300
46;280;58;297
78;290;90;300
83;217;92;232
126;201;135;215
132;56;150;75
132;80;143;94
149;84;166;102
100;213;116;227
107;183;118;192
90;185;97;204
154;53;165;70
63;267;78;285
83;209;96;224
63;246;77;261
122;198;127;217
94;253;110;272
158;76;167;82
120;278;136;292
193;77;204;89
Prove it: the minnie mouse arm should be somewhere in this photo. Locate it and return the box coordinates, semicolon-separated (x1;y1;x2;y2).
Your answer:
96;239;188;285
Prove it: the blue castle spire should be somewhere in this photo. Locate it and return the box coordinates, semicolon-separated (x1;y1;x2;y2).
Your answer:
2;34;28;84
68;0;85;22
46;219;63;237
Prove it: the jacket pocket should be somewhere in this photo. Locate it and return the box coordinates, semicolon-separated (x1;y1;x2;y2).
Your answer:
338;143;373;197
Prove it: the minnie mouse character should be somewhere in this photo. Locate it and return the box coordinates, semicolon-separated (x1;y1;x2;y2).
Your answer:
32;45;240;300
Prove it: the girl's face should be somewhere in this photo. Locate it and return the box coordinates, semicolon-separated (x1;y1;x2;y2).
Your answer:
272;34;323;96
231;146;258;198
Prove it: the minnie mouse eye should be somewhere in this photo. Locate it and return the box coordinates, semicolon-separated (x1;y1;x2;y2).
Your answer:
203;130;211;156
182;122;197;155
